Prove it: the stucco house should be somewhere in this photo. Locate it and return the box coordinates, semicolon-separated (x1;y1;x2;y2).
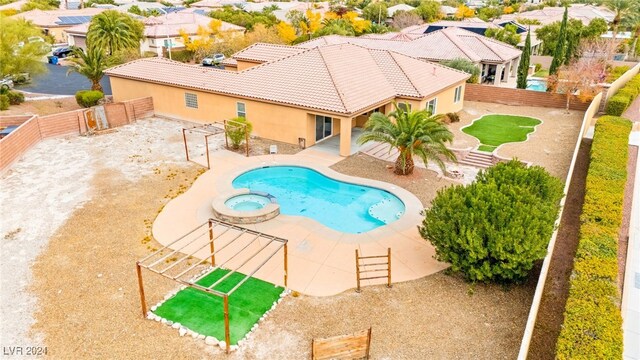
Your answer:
66;11;244;57
12;8;106;43
296;27;522;85
106;44;469;156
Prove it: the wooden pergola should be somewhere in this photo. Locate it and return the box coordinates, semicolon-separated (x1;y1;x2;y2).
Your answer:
181;123;224;169
136;219;288;353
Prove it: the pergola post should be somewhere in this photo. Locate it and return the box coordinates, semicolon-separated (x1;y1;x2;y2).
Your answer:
182;128;189;162
284;242;288;288
223;120;229;149
209;219;215;266
223;295;231;354
204;135;211;169
136;262;147;317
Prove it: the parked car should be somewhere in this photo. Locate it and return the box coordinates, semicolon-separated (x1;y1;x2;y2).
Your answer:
52;47;74;58
0;77;14;91
202;54;225;66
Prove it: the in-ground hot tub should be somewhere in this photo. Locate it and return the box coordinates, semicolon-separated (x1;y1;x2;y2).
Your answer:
212;189;279;224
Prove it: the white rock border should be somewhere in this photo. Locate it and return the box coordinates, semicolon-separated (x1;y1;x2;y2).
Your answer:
146;266;291;353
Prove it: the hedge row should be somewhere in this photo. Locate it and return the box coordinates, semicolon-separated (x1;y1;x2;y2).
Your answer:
555;116;632;359
605;73;640;116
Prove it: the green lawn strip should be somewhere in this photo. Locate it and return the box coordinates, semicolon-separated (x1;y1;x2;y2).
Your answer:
462;114;541;149
153;269;284;344
533;69;549;77
478;144;496;152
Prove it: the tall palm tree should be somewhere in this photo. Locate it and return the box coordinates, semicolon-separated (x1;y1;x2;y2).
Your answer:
66;47;110;92
87;10;143;55
357;103;456;175
605;0;638;40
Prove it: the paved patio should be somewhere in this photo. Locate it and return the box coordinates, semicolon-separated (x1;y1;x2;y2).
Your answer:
152;148;448;296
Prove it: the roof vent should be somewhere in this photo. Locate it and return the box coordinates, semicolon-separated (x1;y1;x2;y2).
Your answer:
432;67;436;75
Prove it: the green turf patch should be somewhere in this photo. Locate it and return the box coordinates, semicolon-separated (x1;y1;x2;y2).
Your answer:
462;114;541;151
153;269;284;345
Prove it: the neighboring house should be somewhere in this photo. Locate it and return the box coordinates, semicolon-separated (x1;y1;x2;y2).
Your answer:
66;11;244;57
499;4;614;26
387;4;415;18
242;1;330;23
414;19;542;55
298;27;522;85
189;0;245;9
440;5;457;17
106;44;469;156
221;43;305;71
11;8;105;43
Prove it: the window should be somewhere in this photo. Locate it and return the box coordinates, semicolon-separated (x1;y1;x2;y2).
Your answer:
184;93;198;109
454;86;462;103
397;102;412;113
426;98;437;115
315;115;332;142
236;102;246;118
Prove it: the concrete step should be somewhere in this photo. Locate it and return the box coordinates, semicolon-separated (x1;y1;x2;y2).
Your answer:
459;159;493;168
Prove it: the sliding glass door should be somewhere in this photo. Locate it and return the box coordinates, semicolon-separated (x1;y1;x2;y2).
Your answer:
315;115;332;142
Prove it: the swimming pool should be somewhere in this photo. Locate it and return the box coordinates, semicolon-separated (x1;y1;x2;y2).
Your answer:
527;79;547;92
231;166;405;233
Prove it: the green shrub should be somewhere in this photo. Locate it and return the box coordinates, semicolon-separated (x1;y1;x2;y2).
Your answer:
440;58;479;83
169;50;193;63
605;65;630;83
6;91;25;105
419;160;564;283
225;117;253;150
443;112;460;124
605;94;630;116
0;94;9;110
555;116;631;360
534;63;542;72
75;90;104;108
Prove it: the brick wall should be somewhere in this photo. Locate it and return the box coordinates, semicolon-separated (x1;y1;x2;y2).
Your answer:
465;84;591;111
0;115;33;127
0;97;155;173
0;117;41;171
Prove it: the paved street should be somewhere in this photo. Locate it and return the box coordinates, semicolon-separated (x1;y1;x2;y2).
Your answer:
16;63;112;95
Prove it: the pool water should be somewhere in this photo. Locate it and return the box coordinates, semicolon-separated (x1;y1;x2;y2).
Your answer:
225;194;270;211
526;79;547;92
232;166;405;233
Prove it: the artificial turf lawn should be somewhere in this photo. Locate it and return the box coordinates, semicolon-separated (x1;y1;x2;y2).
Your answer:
462;114;541;152
153;269;284;344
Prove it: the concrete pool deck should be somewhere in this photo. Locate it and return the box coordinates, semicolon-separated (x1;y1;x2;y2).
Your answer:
153;148;448;296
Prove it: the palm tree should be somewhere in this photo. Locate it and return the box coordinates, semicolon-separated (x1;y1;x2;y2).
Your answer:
66;47;110;92
87;10;143;55
605;0;638;40
357;103;456;175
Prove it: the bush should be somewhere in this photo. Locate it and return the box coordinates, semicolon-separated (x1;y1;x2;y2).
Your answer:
0;94;9;110
606;65;630;83
440;58;479;83
555;116;631;360
169;49;193;63
534;63;542;72
75;90;104;108
605;94;630;116
443;112;460;124
419;160;564;283
225;117;253;149
6;91;25;105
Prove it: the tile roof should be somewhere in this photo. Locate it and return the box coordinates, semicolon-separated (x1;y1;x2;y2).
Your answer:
229;43;306;63
499;4;614;25
298;27;521;63
106;44;469;115
12;8;105;27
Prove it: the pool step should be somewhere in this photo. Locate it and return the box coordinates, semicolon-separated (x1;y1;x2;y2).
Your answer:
368;200;404;224
459;151;494;169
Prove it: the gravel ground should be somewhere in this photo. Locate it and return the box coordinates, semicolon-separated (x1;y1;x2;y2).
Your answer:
528;140;591;359
0;97;81;116
0;118;191;353
453;102;584;179
227;137;303;157
330;153;456;207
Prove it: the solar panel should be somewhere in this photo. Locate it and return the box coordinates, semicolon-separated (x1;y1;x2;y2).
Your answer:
192;9;206;15
55;16;93;25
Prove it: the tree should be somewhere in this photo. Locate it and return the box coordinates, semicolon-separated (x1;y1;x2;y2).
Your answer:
454;5;474;20
357;103;456;175
419;160;564;283
66;47;111;92
209;6;279;30
0;16;50;77
391;10;423;30
21;0;59;11
415;0;441;22
477;6;503;21
485;24;520;46
87;10;143;55
361;2;387;23
299;9;322;39
179;19;223;61
549;6;568;75
225;117;252;149
441;58;480;83
605;0;638;40
277;21;297;44
517;31;531;89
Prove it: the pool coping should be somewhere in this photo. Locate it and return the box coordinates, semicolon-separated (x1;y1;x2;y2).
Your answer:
212;189;280;225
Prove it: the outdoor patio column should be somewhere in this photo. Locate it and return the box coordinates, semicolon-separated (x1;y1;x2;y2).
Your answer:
339;118;352;157
502;62;510;82
511;58;519;77
494;64;504;85
476;63;483;83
